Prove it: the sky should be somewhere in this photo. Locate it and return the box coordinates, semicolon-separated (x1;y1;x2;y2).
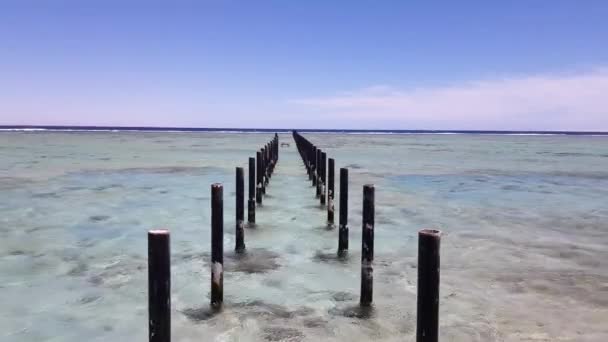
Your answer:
1;1;607;130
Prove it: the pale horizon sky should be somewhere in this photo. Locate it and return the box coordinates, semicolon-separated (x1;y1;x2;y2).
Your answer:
1;1;607;130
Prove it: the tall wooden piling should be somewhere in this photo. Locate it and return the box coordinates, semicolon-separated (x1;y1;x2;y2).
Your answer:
315;149;323;198
261;148;267;194
235;167;245;253
327;158;335;225
148;229;170;342
312;146;317;185
211;183;224;309
320;151;327;205
256;151;263;204
338;168;349;256
248;157;256;223
416;229;441;342
360;184;374;306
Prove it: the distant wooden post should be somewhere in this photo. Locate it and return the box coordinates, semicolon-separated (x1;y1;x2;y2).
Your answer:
315;149;323;198
248;157;256;223
320;152;327;205
338;168;349;256
416;229;441;342
261;148;267;194
256;151;263;204
327;158;335;226
312;146;317;185
235;167;245;252
148;229;170;342
211;183;224;309
360;184;374;306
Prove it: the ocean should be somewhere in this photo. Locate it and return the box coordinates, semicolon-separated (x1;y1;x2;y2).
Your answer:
1;130;607;341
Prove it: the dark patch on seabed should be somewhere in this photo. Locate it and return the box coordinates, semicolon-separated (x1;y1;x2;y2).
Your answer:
182;300;314;324
225;249;282;274
263;326;304;341
32;191;60;198
329;304;375;319
180;307;219;322
93;184;123;191
89;215;110;222
331;291;357;302
312;250;351;264
176;249;282;273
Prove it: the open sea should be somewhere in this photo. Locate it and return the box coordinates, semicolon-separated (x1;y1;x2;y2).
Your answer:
1;129;607;341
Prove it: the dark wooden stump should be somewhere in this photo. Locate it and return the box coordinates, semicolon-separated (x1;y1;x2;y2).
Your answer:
338;168;349;256
360;184;374;307
235;167;245;252
416;229;441;342
211;183;224;309
148;229;170;342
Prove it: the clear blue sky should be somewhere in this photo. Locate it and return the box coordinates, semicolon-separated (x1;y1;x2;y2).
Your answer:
1;1;607;130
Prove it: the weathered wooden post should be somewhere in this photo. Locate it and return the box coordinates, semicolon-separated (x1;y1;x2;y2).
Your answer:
266;143;271;179
248;157;256;223
315;149;323;198
211;183;224;309
235;167;245;253
327;158;335;226
360;184;374;307
416;229;441;342
320;151;327;205
338;168;349;256
261;148;267;194
256;151;263;204
148;229;170;342
312;146;317;185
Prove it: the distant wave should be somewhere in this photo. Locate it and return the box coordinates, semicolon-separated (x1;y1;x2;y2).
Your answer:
1;126;607;136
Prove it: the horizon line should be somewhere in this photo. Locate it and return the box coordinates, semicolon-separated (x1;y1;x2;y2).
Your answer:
1;125;608;135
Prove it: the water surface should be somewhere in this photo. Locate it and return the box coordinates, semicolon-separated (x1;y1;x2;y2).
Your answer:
1;132;607;341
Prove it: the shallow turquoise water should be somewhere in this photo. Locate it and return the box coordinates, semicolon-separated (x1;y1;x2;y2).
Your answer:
0;132;607;341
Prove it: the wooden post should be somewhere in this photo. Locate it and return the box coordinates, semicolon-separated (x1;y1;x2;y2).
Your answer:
327;158;335;226
338;168;349;256
256;151;262;204
148;229;170;342
360;184;374;307
315;149;323;198
211;183;223;309
266;143;271;179
235;167;245;252
312;146;317;185
261;148;267;194
416;229;441;342
248;157;255;223
320;152;327;205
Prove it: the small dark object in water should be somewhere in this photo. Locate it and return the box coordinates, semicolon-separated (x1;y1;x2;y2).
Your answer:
89;215;110;222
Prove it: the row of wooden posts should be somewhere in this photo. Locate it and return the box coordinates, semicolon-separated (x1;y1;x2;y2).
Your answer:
148;134;279;342
292;131;442;342
148;132;441;342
